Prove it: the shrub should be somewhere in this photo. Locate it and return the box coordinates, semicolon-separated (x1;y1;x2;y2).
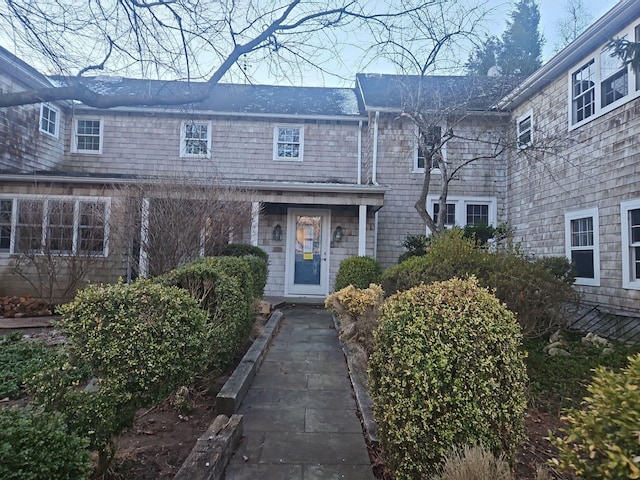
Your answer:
0;333;57;399
369;277;527;479
533;256;575;285
32;280;210;472
159;256;254;370
220;245;269;298
398;233;430;262
221;243;269;262
0;406;91;480
334;256;382;291
551;353;640;479
430;444;512;480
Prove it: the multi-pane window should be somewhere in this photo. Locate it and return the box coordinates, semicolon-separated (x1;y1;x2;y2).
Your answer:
600;45;628;108
433;203;456;226
565;208;599;286
40;104;59;137
73;118;102;153
630;209;640;283
181;122;211;157
516;112;532;149
621;200;640;289
0;197;108;256
467;204;489;226
416;126;443;171
0;200;12;252
274;126;303;161
572;60;595;124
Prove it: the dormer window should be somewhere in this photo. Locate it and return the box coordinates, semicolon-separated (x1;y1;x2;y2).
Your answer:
39;104;59;138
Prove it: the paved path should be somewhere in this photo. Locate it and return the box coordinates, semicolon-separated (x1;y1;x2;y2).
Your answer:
224;306;375;480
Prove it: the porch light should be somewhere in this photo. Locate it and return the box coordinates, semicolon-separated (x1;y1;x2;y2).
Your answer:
333;226;344;243
272;224;282;241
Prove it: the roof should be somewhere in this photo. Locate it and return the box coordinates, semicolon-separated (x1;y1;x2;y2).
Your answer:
0;45;54;90
498;0;640;109
50;76;364;118
356;73;521;113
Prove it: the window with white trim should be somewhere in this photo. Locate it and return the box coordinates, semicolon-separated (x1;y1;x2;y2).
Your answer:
427;196;497;230
0;197;109;256
72;117;103;154
40;104;59;138
516;111;533;149
564;208;600;286
274;126;303;161
600;42;628;108
572;60;596;124
415;125;444;172
180;121;211;157
621;199;640;289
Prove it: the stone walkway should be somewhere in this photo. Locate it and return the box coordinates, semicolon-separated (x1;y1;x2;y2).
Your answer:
224;306;374;480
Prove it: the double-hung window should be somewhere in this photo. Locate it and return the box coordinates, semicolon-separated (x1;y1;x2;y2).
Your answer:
274;126;303;161
564;208;600;286
72;117;103;154
415;125;443;172
466;204;490;226
40;104;59;138
600;44;628;108
433;203;456;226
572;60;596;124
516;111;533;149
621;199;640;289
0;197;109;257
181;121;211;158
428;196;496;231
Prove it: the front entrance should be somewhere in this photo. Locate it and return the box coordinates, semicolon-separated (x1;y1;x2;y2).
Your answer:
285;209;330;297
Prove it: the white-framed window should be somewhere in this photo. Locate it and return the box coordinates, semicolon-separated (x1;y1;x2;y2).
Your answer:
620;199;640;289
0;196;110;257
564;208;600;286
414;124;444;173
274;125;303;161
39;104;59;138
71;117;103;154
569;23;640;129
516;110;533;149
180;121;211;158
427;195;497;230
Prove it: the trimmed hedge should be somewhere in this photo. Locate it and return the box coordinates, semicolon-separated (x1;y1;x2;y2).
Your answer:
219;246;269;299
0;406;91;480
369;277;527;479
334;256;382;291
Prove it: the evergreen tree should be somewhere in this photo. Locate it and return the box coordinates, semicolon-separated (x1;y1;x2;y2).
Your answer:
466;0;543;77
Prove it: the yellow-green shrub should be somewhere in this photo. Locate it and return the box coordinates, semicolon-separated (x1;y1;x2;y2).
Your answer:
551;354;640;479
369;277;527;479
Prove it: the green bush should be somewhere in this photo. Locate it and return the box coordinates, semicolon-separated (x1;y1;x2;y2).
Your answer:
220;245;269;298
369;277;527;479
534;256;575;285
551;354;640;479
160;256;254;370
382;229;577;338
31;280;210;472
0;333;57;399
398;233;431;262
334;256;383;291
221;243;269;262
0;406;91;480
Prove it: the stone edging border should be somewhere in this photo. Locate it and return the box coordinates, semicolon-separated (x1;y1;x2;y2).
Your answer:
331;314;378;444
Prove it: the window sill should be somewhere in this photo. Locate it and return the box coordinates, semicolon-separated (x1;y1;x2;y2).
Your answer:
574;277;600;287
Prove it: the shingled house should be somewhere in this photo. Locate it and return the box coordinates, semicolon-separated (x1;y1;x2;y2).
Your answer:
1;0;640;328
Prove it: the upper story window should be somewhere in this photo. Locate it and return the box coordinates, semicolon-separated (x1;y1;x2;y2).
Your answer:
516;111;533;149
274;126;303;161
569;24;640;129
72;117;103;154
564;208;600;286
39;104;59;138
181;121;211;158
415;125;443;172
0;196;109;257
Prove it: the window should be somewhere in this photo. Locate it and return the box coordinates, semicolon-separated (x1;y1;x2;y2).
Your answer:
572;60;596;124
467;204;489;225
415;125;443;172
433;203;456;226
181;121;211;157
600;43;628;108
39;104;59;138
516;111;532;149
0;196;109;256
274;126;303;161
564;208;600;286
72;117;102;154
427;196;497;231
621;199;640;289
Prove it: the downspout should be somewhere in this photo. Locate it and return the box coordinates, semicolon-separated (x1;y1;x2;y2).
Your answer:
372;111;379;185
357;120;362;185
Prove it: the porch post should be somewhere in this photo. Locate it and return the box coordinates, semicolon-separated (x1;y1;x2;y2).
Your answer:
358;204;367;256
139;197;150;278
251;201;260;247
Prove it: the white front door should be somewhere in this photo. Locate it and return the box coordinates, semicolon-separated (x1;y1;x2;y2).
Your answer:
285;209;330;297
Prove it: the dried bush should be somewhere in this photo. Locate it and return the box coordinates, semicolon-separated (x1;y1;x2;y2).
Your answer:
430;444;513;480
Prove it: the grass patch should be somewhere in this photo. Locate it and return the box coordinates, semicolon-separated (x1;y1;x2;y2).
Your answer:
0;333;59;399
524;331;640;413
